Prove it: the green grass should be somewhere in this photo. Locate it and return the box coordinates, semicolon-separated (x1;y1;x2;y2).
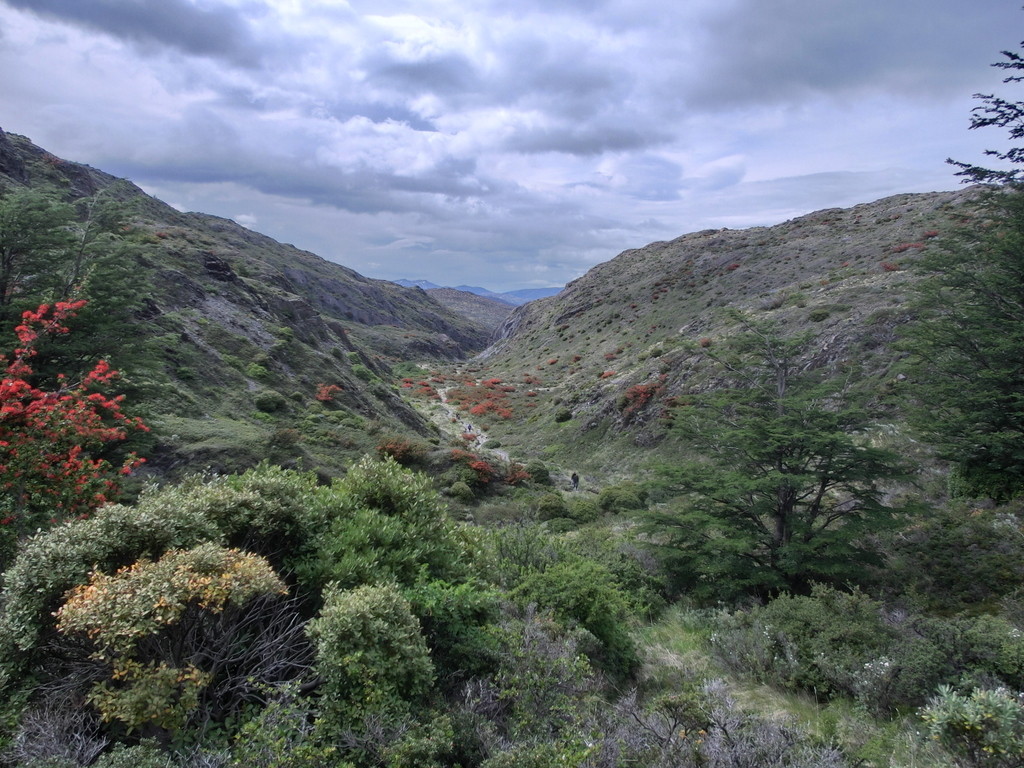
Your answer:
633;603;958;768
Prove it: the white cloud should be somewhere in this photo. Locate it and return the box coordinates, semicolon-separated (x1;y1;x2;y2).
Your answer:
0;0;1019;291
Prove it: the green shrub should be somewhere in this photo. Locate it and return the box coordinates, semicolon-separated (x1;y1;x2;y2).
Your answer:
307;584;434;734
302;456;468;591
566;497;600;524
485;524;563;589
467;608;594;746
512;559;640;678
543;518;577;533
351;363;377;382
229;685;340;768
254;390;287;412
446;481;475;503
92;743;173;768
884;501;1024;611
553;409;572;423
245;362;269;380
381;712;455;768
597;483;646;514
481;740;591;768
711;586;893;701
536;493;568;521
524;460;551;485
403;581;501;688
921;685;1024;768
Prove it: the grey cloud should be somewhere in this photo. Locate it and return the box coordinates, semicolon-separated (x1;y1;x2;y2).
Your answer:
104;122;491;217
505;122;667;156
616;156;683;201
680;0;1020;109
363;51;480;96
493;36;631;120
2;0;265;68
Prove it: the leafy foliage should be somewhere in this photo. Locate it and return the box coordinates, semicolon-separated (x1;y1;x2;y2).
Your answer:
300;456;469;592
55;543;289;732
921;685;1024;768
0;301;148;549
307;583;434;735
649;315;914;599
948;41;1024;184
512;558;640;678
901;187;1024;501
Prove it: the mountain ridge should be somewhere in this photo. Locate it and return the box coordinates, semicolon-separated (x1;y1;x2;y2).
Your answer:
393;278;562;306
0;127;493;479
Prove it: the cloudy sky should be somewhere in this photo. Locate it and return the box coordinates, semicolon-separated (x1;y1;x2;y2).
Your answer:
0;0;1019;291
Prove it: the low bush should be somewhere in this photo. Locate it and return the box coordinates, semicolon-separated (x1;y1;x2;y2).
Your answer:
302;457;469;592
882;501;1024;611
921;685;1024;768
597;483;647;514
308;583;434;735
536;493;568;521
403;580;502;690
512;558;640;678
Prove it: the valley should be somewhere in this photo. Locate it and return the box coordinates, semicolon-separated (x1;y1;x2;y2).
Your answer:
0;129;1022;768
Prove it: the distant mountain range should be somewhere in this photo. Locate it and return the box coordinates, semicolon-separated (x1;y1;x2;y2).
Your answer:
393;279;562;306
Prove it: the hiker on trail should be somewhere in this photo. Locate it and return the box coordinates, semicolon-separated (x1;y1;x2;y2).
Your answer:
570;472;580;491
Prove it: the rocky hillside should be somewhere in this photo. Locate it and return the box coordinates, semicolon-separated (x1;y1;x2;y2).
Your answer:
0;128;492;478
465;187;984;476
426;287;516;333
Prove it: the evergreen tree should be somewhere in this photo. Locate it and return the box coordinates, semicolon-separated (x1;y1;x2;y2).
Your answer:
648;315;913;600
901;37;1024;500
0;190;76;323
948;40;1024;184
901;188;1024;500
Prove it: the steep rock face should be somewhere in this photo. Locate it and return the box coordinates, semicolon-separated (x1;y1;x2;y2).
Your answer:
475;187;985;465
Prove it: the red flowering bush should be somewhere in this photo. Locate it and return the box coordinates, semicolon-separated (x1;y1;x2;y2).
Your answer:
315;383;342;402
467;459;495;484
891;242;925;254
0;302;148;536
881;262;901;272
620;378;666;417
376;437;426;466
505;463;531;485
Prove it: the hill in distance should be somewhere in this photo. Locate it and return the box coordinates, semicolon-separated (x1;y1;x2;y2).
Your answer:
393;278;563;306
